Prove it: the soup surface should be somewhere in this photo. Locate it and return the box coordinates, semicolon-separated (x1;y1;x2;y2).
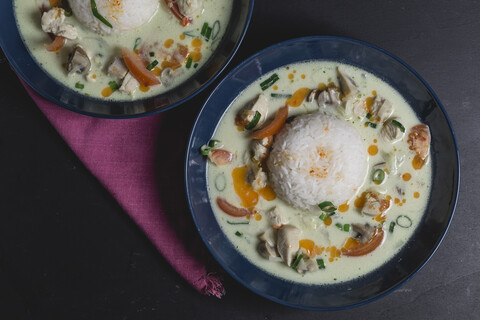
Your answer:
205;61;432;284
14;0;232;100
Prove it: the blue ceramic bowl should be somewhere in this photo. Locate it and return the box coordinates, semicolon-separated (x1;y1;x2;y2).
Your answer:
185;36;459;310
0;0;253;118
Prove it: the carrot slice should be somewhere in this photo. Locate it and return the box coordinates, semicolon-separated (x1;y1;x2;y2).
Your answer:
45;36;66;52
164;0;190;26
343;229;384;257
216;197;251;217
251;105;288;140
122;48;161;87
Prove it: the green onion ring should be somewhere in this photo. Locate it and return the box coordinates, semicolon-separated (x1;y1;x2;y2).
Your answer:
392;119;406;133
318;201;337;213
244;111;261;130
316;258;326;269
372;169;385;184
91;0;113;28
396;215;412;228
291;253;303;270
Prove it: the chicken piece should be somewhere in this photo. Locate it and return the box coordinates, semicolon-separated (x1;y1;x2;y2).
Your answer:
119;72;140;95
266;207;289;228
238;94;269;129
370;96;393;123
361;192;391;217
161;68;176;87
381;118;404;143
342;99;367;119
276;225;300;266
408;124;431;160
41;8;78;40
138;42;170;62
351;223;376;244
177;0;203;17
382;152;405;175
337;67;358;99
107;57;128;79
66;45;91;75
250;140;268;163
247;165;267;190
259;228;277;247
296;254;319;275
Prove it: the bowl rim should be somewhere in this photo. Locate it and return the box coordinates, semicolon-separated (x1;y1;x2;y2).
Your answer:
185;35;460;310
0;0;254;119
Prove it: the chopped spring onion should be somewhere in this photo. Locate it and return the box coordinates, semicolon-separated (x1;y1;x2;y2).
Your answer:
235;231;243;237
291;253;303;270
318;201;337;213
200;22;208;36
227;221;249;225
366;113;372;119
392;119;406;133
260;73;279;91
244;111;261;130
389;221;396;233
396;215;412;228
200;145;211;155
133;37;142;51
368;122;377;129
343;224;350;232
149;52;155;57
215;173;226;192
146;60;158;71
372;169;385;184
205;27;213;40
335;223;343;230
194;63;199;68
185;57;193;69
319;213;327;221
211;20;221;41
75;82;84;89
316;258;326;269
91;0;112;28
209;139;221;148
270;93;292;98
108;81;119;91
65;10;73;17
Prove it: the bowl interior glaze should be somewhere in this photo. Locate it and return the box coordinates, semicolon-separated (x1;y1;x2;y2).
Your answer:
185;36;459;310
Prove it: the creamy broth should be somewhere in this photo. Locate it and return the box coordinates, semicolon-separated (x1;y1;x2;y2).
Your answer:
14;0;232;100
206;61;431;284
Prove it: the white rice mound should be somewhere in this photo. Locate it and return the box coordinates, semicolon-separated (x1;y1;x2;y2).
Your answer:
267;112;368;211
69;0;159;34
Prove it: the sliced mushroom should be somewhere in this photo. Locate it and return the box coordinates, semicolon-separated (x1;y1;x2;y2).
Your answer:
361;192;391;217
276;225;300;266
317;87;342;108
266;207;289;228
337;67;358;99
408;124;430;161
107;57;128;79
296;254;319;275
160;68;175;87
259;228;277;247
381;118;404;143
257;241;281;260
370;96;393;123
351;223;376;244
238;94;269;129
306;89;318;102
66;45;91;75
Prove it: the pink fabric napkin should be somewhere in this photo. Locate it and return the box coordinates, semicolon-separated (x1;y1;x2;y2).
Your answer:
19;79;225;298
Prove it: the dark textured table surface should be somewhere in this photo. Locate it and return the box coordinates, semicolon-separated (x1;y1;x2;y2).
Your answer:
1;0;478;319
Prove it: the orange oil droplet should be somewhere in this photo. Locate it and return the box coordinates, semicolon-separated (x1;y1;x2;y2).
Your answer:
189;50;202;62
338;202;349;212
101;86;114;98
354;192;367;209
288;73;294;80
299;239;315;256
191;37;203;48
232;166;258;208
317;83;327;91
402;173;412;181
372;90;377;96
139;84;150;92
152;66;162;76
314;246;325;255
237;125;245;132
301;74;306;79
394;198;400;204
286;87;310;107
258;185;276;201
414;192;420;198
272;85;278;90
164;38;174;48
365;96;374;112
368;145;378;156
179;34;186;40
412;155;425;170
324;216;333;226
254;213;262;221
373;139;377;143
